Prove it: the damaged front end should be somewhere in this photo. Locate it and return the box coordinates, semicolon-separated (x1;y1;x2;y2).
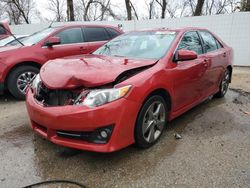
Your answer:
32;62;156;107
31;74;81;106
31;74;131;108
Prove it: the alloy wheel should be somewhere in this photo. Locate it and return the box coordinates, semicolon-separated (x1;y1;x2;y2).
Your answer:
16;71;37;94
142;101;166;143
221;70;230;95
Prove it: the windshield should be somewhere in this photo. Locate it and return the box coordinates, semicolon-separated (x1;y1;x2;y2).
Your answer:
93;31;177;59
21;27;56;46
5;36;26;46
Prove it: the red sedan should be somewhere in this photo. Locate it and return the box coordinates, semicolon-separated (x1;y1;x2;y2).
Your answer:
26;27;233;152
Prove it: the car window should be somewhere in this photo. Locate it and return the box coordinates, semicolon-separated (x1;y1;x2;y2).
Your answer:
6;36;26;46
22;27;56;46
106;28;120;38
84;27;110;42
215;39;223;49
199;31;218;53
177;31;203;55
56;27;84;45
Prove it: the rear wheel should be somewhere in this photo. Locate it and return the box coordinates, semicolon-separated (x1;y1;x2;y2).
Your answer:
7;66;39;100
135;95;167;148
214;69;230;98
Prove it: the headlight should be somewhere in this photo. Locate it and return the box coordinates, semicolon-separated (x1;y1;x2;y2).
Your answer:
31;74;41;93
76;85;131;107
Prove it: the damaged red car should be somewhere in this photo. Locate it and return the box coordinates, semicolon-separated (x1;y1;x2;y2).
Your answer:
26;28;233;152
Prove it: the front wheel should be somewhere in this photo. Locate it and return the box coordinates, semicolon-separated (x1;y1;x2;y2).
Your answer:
7;66;39;100
214;69;230;98
135;95;167;148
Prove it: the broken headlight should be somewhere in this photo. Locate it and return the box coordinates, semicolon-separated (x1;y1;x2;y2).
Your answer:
75;85;131;108
31;74;41;94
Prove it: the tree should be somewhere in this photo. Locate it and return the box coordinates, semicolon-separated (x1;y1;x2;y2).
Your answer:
240;0;250;11
193;0;205;16
125;0;138;20
47;0;65;22
204;0;231;15
3;0;34;24
156;0;167;18
74;0;118;21
67;0;75;21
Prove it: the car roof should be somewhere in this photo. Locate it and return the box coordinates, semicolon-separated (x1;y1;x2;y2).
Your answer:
51;24;121;30
134;27;208;33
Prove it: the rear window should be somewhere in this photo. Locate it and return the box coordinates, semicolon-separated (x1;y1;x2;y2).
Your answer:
84;27;110;42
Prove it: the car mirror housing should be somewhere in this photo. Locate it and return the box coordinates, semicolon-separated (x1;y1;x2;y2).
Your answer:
45;36;61;47
174;49;198;62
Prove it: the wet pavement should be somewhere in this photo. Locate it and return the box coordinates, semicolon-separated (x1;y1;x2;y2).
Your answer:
0;67;249;188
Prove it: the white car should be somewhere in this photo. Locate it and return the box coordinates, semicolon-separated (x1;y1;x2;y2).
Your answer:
0;35;27;47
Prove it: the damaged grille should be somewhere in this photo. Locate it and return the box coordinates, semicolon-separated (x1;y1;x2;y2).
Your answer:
35;83;81;106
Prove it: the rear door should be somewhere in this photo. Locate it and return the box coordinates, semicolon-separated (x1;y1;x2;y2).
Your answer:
198;30;225;95
173;31;207;110
42;27;89;60
83;27;113;53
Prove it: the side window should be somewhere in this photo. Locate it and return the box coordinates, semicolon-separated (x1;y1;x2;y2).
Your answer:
106;28;120;38
215;39;223;49
0;25;6;35
84;27;110;42
178;31;203;55
55;27;84;45
199;31;218;53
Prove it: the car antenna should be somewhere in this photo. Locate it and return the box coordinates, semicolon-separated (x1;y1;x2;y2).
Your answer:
0;24;24;46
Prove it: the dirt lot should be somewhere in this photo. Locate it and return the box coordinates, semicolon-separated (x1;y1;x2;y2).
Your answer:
0;67;249;188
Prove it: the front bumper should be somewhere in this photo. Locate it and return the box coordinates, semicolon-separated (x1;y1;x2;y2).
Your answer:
26;89;140;152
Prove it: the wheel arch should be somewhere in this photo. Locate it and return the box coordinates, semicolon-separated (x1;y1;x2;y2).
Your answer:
5;61;41;87
142;88;172;113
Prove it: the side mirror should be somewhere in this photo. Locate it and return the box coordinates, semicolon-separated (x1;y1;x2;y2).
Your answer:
174;49;198;62
45;37;61;47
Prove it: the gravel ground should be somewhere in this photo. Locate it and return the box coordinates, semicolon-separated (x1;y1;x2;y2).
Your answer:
0;67;249;188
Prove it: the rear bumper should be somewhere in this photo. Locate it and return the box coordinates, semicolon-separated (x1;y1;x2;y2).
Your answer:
26;89;140;152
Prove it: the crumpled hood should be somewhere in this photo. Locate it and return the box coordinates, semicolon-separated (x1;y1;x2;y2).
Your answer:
40;54;157;89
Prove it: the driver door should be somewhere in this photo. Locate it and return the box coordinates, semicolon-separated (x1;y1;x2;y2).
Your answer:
42;27;89;60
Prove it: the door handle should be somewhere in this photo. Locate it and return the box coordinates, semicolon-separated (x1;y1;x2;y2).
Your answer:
223;52;227;57
80;47;87;52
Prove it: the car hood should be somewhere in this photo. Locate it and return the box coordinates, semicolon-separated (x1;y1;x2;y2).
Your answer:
40;54;157;89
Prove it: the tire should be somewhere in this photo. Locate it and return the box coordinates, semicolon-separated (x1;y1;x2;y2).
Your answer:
214;69;230;98
7;66;39;100
135;95;167;148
